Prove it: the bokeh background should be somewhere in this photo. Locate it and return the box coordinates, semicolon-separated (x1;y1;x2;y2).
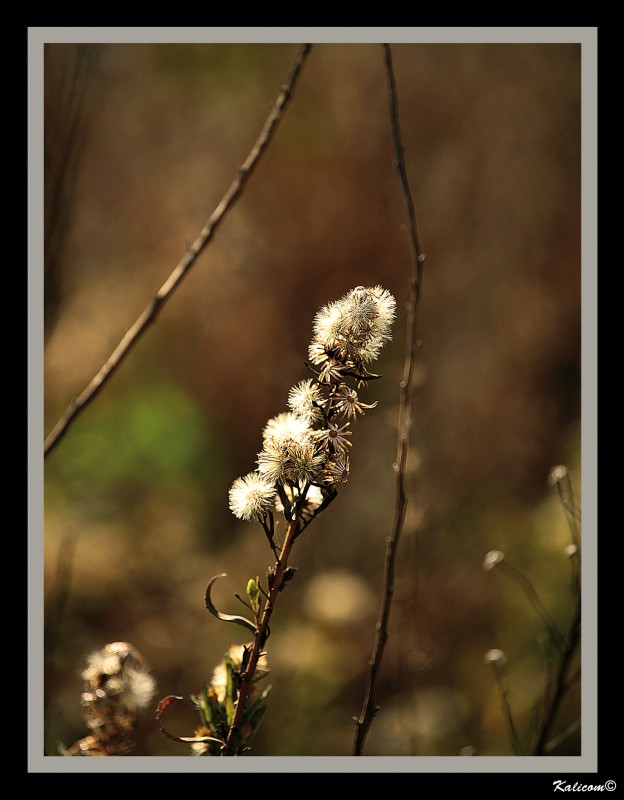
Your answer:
42;42;582;758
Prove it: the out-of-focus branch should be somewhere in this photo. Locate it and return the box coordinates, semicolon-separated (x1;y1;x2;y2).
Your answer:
533;576;581;755
533;467;582;754
45;45;99;342
353;43;425;756
44;43;313;458
534;465;582;756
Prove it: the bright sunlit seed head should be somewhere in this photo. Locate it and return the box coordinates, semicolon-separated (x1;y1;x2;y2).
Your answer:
310;286;396;370
229;472;277;521
482;550;505;571
211;644;268;703
484;648;506;666
81;642;156;712
548;464;568;486
257;438;290;484
368;285;397;333
231;286;394;526
312;300;344;344
258;436;324;485
190;726;215;757
262;412;312;444
338;288;378;337
287;440;326;484
287;379;326;424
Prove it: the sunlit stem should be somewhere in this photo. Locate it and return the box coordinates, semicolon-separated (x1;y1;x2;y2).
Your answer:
221;516;300;755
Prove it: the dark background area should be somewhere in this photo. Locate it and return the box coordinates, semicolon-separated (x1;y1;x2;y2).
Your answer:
42;42;583;758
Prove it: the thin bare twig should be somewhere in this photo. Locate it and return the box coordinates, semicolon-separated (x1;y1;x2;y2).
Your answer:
44;44;313;458
489;657;525;755
543;717;581;755
532;469;581;754
353;43;425;756
497;560;566;652
533;594;581;755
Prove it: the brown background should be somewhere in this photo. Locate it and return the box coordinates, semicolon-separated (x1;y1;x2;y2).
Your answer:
43;42;582;757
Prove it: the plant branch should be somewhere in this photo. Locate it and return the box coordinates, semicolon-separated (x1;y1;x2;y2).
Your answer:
497;560;566;652
353;43;425;756
533;596;581;755
221;516;300;755
491;660;525;755
543;717;581;755
44;44;313;458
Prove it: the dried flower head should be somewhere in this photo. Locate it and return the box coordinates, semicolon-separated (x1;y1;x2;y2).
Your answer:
332;385;378;421
229;286;394;530
288;379;326;424
313;420;353;455
322;452;350;486
309;285;397;373
229;472;277;521
80;642;156;713
286;439;327;484
482;550;505;571
548;464;568;486
262;412;312;444
258;436;325;485
484;648;506;666
190;726;218;757
256;437;291;484
63;642;156;757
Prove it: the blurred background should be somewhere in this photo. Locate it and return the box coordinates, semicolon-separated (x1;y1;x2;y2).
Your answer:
42;42;582;758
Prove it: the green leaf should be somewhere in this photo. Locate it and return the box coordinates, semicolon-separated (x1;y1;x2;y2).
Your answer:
224;657;235;726
246;578;260;611
201;685;214;728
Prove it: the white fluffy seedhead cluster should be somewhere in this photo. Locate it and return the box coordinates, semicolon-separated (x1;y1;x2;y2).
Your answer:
229;286;396;526
63;642;156;756
309;285;396;377
80;642;157;714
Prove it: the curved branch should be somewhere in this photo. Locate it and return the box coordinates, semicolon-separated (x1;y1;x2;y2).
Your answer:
44;43;313;458
353;43;425;757
156;694;224;748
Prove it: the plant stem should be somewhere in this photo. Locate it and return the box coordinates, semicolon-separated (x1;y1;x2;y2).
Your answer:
533;597;581;755
221;517;300;755
498;560;566;652
492;662;525;755
353;43;425;756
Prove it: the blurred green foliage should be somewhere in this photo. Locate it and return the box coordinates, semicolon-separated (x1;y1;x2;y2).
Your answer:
46;376;225;505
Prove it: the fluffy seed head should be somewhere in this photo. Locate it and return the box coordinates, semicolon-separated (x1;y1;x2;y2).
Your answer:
288;379;326;424
310;285;396;369
262;412;313;444
229;472;277;520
